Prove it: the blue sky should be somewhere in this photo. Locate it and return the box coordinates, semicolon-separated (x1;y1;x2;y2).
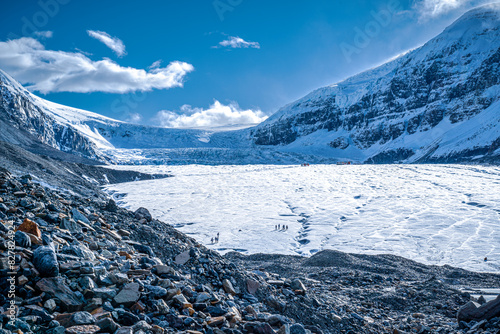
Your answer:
0;0;493;128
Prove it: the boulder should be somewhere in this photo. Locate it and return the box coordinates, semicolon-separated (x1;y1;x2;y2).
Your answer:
36;278;84;312
17;218;41;238
175;250;190;265
222;279;237;295
457;295;500;322
290;279;306;292
134;207;152;222
105;199;118;212
14;230;31;248
247;278;261;294
114;283;141;306
33;245;59;277
71;208;90;224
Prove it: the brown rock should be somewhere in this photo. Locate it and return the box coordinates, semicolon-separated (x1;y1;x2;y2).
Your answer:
208;316;225;326
130;301;146;313
17;218;41;238
17;275;28;285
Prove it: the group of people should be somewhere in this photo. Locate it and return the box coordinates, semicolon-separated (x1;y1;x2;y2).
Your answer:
275;224;288;231
211;232;220;244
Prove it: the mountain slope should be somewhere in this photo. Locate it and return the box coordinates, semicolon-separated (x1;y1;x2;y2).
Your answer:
0;70;243;163
250;3;500;163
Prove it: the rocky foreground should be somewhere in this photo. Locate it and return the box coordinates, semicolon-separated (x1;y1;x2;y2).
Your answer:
0;169;499;334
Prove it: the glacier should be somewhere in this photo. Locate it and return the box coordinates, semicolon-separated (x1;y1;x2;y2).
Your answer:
105;164;500;273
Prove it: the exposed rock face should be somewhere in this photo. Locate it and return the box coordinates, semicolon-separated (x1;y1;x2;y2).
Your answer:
250;5;500;164
0;73;106;162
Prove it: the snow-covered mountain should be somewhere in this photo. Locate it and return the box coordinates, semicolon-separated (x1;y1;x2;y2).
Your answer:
1;4;499;165
0;69;248;163
250;3;500;163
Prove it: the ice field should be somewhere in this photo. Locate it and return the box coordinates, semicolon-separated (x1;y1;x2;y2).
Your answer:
106;164;500;273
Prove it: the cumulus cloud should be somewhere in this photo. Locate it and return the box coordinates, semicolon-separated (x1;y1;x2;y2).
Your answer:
214;36;260;49
87;30;126;57
0;37;194;94
154;100;267;129
34;31;53;39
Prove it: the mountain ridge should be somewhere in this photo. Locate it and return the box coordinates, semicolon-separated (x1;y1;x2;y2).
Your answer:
249;3;500;164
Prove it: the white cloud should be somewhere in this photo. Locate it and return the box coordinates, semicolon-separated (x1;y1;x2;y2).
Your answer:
154;100;267;129
87;30;127;57
149;60;162;70
125;113;142;123
214;36;260;49
34;31;53;39
414;0;468;19
0;37;194;94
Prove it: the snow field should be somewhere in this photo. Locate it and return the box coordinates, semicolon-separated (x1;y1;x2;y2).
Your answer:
105;164;500;272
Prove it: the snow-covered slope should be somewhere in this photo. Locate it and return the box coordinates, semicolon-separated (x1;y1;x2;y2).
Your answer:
0;69;251;163
250;3;500;163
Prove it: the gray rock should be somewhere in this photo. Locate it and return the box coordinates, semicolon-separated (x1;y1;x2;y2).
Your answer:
71;311;96;326
223;278;237;295
114;282;141;306
196;292;211;303
134;207;152;222
36;278;84;312
96;317;119;333
145;284;168;298
15;230;31;248
63;244;96;261
153;299;170;315
114;327;133;334
33;245;59;277
79;276;96;290
71;208;90;224
60;218;82;234
290;323;307;334
105;199;118;212
108;272;129;285
92;288;117;300
457;295;500;322
44;299;57;312
290;279;306;292
175;250;190;265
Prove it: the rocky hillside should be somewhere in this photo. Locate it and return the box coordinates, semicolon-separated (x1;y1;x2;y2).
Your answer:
250;4;500;164
1;169;500;334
